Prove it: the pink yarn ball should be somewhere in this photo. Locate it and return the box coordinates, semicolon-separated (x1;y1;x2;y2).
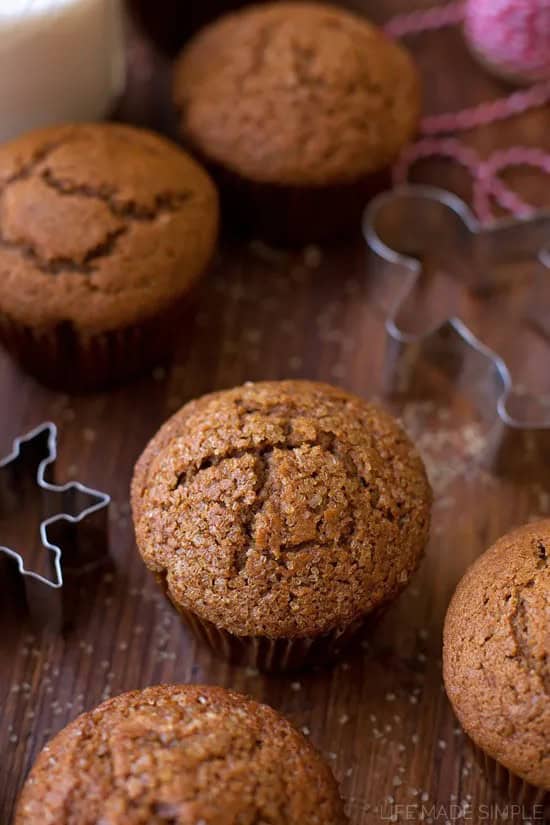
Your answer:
464;0;550;82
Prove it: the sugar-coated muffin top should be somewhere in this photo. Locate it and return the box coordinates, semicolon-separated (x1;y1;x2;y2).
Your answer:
132;380;431;638
444;520;550;790
15;685;348;825
173;2;420;186
0;123;218;332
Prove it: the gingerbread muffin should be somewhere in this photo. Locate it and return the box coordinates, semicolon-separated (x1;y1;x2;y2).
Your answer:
173;2;421;244
0;123;218;390
15;684;348;824
132;380;432;670
443;520;550;803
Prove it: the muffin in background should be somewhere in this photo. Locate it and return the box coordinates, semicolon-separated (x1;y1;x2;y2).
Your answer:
173;2;420;244
443;520;550;805
15;684;348;824
0;123;218;391
132;380;432;671
127;0;266;55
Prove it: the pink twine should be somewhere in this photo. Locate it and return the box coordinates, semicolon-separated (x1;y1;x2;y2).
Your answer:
394;138;550;224
383;0;465;38
393;138;495;223
393;138;481;183
386;1;550;223
477;146;550;217
420;80;550;135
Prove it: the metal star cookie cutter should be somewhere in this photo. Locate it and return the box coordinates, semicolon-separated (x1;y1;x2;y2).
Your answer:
0;422;110;630
362;184;550;467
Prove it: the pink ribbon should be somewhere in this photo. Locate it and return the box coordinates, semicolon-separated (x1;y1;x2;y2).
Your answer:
385;1;550;223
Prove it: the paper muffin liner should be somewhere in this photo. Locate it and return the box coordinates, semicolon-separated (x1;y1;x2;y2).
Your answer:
0;292;196;392
470;740;548;812
175;607;371;672
203;161;392;246
161;577;386;672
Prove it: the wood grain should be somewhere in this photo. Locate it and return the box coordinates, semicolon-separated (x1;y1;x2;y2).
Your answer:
1;3;549;823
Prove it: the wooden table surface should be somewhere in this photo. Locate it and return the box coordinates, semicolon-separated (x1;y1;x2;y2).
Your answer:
2;2;550;823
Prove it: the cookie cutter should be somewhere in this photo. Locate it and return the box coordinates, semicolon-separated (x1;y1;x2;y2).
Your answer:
0;422;110;630
362;184;550;469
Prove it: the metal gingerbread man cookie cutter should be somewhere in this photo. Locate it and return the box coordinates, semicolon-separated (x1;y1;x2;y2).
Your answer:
362;184;550;463
0;422;110;630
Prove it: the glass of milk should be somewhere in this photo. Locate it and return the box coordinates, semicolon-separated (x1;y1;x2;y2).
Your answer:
0;0;126;143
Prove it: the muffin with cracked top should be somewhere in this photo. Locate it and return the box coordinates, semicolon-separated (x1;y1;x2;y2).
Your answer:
15;684;348;824
173;1;421;244
0;122;218;390
443;520;550;804
132;380;432;670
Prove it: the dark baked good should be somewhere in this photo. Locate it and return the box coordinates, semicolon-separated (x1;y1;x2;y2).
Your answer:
443;520;550;799
132;380;432;670
0;123;218;390
15;684;348;824
173;2;420;243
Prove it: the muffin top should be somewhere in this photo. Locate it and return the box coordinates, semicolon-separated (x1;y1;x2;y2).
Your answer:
173;2;420;186
443;520;550;789
15;684;347;825
0;123;218;332
132;380;431;638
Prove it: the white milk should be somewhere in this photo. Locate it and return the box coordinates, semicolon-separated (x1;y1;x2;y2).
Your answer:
0;0;125;142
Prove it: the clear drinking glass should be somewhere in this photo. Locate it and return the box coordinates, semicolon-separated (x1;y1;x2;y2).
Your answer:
0;0;126;142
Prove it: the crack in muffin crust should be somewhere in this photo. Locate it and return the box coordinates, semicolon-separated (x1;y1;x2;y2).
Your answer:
173;437;370;574
508;551;549;694
2;138;69;189
0;123;219;332
40;168;194;223
0;226;127;275
0;168;193;277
